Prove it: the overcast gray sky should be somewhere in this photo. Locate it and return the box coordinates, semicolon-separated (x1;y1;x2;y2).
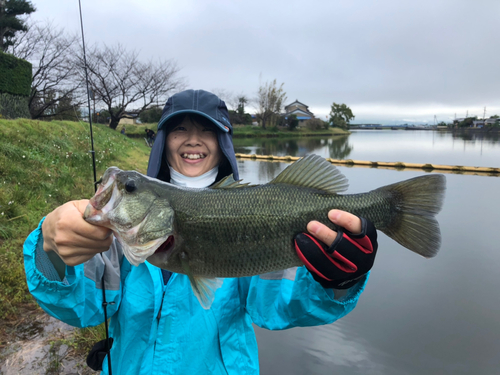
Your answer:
31;0;500;124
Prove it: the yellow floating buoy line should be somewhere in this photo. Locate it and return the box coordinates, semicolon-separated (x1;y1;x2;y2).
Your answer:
234;153;500;176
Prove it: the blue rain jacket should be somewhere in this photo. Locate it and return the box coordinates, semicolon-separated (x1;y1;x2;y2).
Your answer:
24;219;368;374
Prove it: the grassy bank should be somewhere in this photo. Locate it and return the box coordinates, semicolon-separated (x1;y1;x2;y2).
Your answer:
122;122;349;138
0;119;150;331
0;119;346;313
119;122;157;137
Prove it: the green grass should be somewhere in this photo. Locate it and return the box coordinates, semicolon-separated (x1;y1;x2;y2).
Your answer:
0;118;151;322
119;122;157;136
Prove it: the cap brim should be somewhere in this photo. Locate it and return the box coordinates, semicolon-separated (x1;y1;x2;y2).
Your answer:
158;110;231;133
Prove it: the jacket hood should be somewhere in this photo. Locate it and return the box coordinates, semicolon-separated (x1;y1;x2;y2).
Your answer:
146;90;239;182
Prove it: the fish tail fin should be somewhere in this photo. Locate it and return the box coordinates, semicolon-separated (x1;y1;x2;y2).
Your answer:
375;174;446;258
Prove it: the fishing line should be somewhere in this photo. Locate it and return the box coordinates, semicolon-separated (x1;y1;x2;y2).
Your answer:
78;1;113;374
78;0;97;191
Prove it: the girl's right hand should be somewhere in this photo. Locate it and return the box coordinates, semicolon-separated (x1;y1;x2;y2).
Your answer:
41;200;113;266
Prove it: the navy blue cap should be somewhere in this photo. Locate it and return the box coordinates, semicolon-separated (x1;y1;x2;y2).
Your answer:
157;89;232;134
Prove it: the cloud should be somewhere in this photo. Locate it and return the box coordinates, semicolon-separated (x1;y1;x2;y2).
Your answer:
31;0;500;122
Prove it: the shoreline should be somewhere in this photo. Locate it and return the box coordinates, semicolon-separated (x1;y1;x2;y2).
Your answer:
350;127;500;133
124;130;350;139
231;132;346;138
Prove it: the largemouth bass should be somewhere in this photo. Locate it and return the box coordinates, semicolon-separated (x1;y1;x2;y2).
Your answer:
84;154;446;308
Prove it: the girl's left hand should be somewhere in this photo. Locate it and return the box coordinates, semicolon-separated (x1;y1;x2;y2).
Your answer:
294;209;378;289
306;209;362;245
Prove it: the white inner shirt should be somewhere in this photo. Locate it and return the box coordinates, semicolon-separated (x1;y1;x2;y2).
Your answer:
168;165;219;188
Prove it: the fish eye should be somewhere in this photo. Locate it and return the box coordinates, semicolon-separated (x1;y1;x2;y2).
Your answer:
125;179;136;193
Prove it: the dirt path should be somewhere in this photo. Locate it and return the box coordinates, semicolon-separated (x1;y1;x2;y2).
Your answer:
0;313;97;375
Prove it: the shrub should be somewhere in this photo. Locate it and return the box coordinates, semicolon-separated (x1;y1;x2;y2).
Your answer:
0;52;32;119
139;106;163;124
285;114;299;131
0;52;32;97
0;93;30;119
229;110;253;125
304;118;325;131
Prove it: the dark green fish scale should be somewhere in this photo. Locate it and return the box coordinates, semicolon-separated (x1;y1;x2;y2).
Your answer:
164;184;393;277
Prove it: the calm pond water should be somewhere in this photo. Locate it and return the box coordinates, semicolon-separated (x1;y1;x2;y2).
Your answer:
233;130;500;375
234;129;500;168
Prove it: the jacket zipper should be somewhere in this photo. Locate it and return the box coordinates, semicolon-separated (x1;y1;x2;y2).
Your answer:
153;272;171;353
157;290;166;321
153;291;165;357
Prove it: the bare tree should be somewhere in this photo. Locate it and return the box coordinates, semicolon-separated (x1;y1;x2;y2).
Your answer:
9;21;84;119
255;79;287;129
83;44;184;129
210;88;238;110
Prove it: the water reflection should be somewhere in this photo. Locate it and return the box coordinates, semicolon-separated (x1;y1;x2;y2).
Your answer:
258;160;284;182
451;129;500;143
236;159;288;184
255;322;388;375
234;135;353;160
233;130;500;168
328;136;353;159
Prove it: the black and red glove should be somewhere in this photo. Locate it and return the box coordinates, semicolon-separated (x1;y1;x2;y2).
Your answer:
294;217;378;289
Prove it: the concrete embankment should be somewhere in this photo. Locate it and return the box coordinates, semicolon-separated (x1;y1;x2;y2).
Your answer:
235;153;500;176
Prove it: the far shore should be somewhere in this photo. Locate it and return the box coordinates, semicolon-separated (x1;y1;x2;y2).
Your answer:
350;126;500;132
121;123;350;138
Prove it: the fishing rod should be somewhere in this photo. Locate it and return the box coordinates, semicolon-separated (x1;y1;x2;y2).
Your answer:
78;1;113;373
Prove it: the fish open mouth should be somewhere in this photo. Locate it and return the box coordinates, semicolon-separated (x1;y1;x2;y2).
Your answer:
155;235;175;254
84;168;122;223
89;167;120;210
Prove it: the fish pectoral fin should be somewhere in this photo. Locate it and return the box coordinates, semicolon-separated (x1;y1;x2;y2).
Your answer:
179;251;223;309
270;154;349;194
190;277;223;310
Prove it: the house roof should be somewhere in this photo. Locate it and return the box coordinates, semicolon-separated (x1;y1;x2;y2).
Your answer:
122;112;139;119
285;99;310;109
286;108;313;117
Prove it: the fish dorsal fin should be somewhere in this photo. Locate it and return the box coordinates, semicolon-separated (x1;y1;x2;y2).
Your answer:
210;174;254;189
270;154;348;194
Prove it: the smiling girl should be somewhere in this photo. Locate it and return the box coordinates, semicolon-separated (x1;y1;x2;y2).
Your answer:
23;89;377;374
